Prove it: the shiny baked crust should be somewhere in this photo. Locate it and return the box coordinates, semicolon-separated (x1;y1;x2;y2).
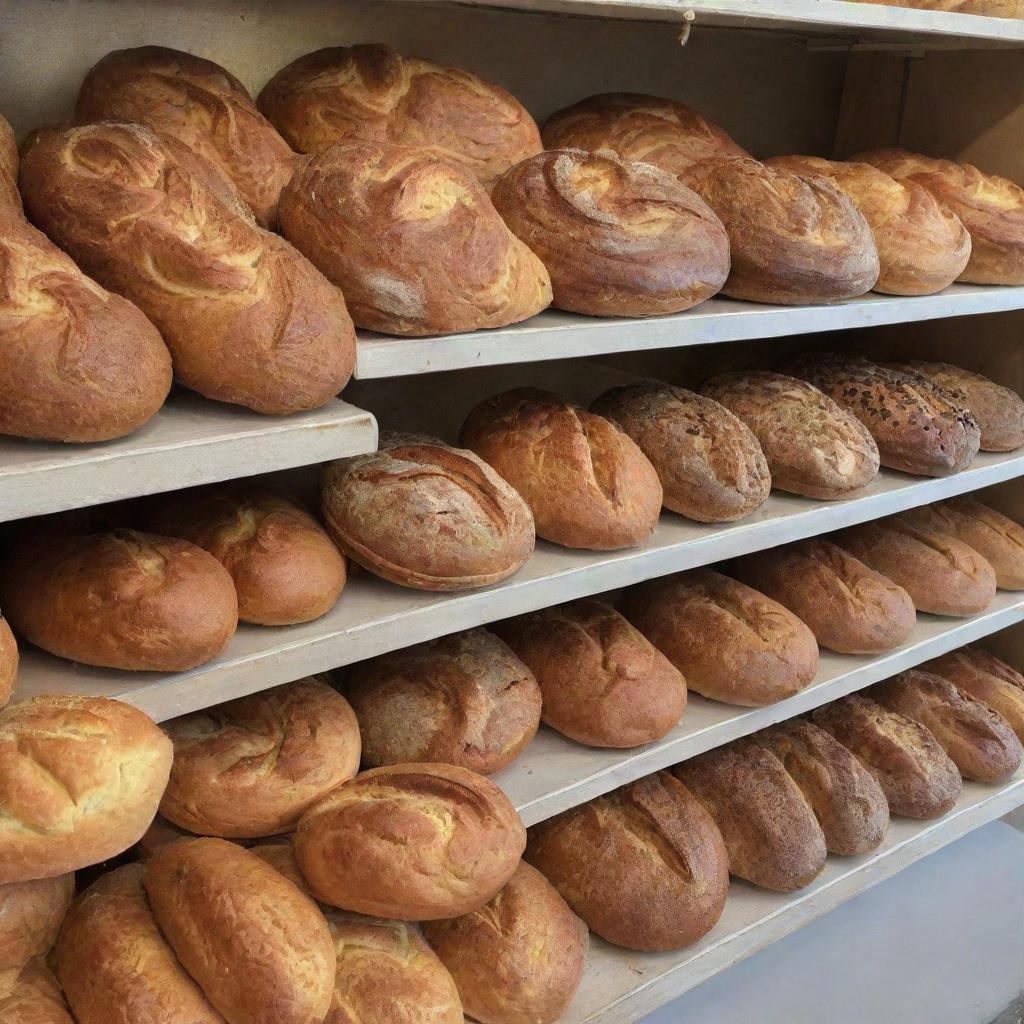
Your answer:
0;959;76;1024
923;646;1024;741
0;618;16;710
0;873;74;971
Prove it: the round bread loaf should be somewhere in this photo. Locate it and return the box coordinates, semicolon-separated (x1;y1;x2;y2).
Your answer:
923;646;1024;741
345;628;541;774
0;873;73;971
422;861;587;1024
732;539;916;654
765;155;970;295
1;526;238;671
493;599;687;747
144;839;334;1024
622;569;819;706
160;677;361;838
461;388;663;550
279;139;551;336
524;771;728;950
320;439;535;591
591;382;771;522
813;694;962;818
0;959;75;1024
0;617;17;709
258;44;541;186
0;111;19;211
294;763;525;920
834;517;996;616
699;371;880;499
491;149;729;317
0;695;172;884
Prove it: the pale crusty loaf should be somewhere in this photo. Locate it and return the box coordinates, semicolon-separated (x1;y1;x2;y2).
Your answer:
345;628;541;774
0;873;73;971
699;371;880;499
623;569;819;706
279;140;552;336
461;388;662;550
0;617;16;710
0;959;76;1024
494;599;687;748
591;382;771;522
0;695;172;884
524;772;729;951
422;862;587;1024
923;646;1024;741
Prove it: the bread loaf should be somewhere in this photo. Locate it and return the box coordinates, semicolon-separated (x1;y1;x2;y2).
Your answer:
0;617;16;710
461;388;662;550
0;112;19;212
249;841;314;898
294;763;525;920
524;772;729;950
813;694;962;818
0;873;73;971
20;122;354;414
765;155;970;295
0;960;75;1024
923;646;1024;741
345;629;541;774
699;371;880;498
422;862;587;1024
493;599;687;747
622;569;819;706
0;695;172;883
320;439;535;590
144;839;335;1024
591;382;770;522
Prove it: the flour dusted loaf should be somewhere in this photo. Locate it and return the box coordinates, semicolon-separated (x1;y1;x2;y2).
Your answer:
924;646;1024;741
0;617;16;710
0;873;73;971
0;960;75;1024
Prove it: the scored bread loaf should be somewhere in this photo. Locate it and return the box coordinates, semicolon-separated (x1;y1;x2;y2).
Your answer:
923;646;1024;741
591;382;771;522
0;617;16;709
0;873;74;971
0;959;76;1024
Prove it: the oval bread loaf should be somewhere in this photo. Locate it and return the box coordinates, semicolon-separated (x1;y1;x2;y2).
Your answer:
0;617;16;710
0;959;76;1024
923;646;1024;741
0;873;74;972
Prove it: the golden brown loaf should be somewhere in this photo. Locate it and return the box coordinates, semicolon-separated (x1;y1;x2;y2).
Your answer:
0;959;76;1024
622;569;819;706
591;382;771;522
0;695;172;884
493;599;687;748
422;862;587;1024
524;771;729;950
249;841;314;898
0;112;19;211
813;694;962;818
0;617;17;710
765;155;970;295
923;646;1024;741
294;762;526;920
160;677;361;838
755;719;890;856
146;486;347;625
491;148;729;316
280;139;551;336
0;873;73;971
258;44;541;187
20;122;355;414
345;629;541;774
699;371;880;499
75;46;299;227
732;539;916;654
320;439;535;591
144;839;335;1024
461;388;663;550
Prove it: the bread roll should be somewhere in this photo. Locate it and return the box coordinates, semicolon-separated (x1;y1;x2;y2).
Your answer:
144;839;334;1024
851;0;1024;15
0;111;19;212
699;371;880;499
20;122;354;414
765;155;970;295
622;569;819;706
0;617;17;710
422;862;587;1024
75;46;299;227
461;388;662;550
0;695;172;884
923;646;1024;741
0;873;73;971
732;539;916;654
160;677;361;838
835;516;996;616
320;439;535;591
294;763;525;920
1;526;238;671
0;960;75;1024
813;694;962;818
524;771;728;950
146;486;346;625
782;352;980;476
258;44;541;187
591;382;770;522
491;148;729;316
755;719;889;856
493;599;687;747
345;629;541;774
280;139;551;336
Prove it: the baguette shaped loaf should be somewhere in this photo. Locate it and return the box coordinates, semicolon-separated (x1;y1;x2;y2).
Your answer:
0;873;73;971
923;646;1024;741
20;123;355;414
0;617;16;709
0;960;75;1024
851;0;1024;15
1;112;20;212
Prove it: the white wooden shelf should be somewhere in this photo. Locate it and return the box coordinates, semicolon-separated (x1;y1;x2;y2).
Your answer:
563;770;1024;1024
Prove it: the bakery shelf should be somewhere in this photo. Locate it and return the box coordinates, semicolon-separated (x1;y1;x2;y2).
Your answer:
563;769;1024;1024
0;394;378;524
